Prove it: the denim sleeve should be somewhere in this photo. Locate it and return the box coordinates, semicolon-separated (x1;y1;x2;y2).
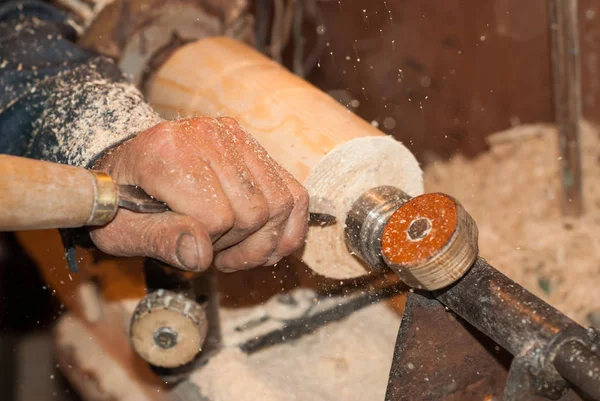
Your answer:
0;1;162;167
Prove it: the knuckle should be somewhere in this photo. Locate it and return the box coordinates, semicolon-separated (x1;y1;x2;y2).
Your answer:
285;233;307;253
264;255;283;267
154;120;176;131
89;229;115;254
141;217;171;257
187;116;211;125
141;123;180;153
292;185;310;210
193;118;228;146
255;254;273;267
90;223;128;255
270;191;295;220
209;209;235;235
246;248;275;267
235;203;269;232
216;116;240;129
276;233;305;256
186;117;213;132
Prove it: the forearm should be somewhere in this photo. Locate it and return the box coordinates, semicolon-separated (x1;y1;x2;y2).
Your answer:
24;60;163;167
0;0;161;168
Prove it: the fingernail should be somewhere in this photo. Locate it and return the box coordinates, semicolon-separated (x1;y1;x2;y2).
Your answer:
176;234;199;271
264;254;283;267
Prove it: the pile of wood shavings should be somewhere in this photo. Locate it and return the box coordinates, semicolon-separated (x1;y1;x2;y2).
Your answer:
424;122;600;325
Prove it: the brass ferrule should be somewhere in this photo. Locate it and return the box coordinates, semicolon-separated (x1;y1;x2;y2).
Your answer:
87;171;119;225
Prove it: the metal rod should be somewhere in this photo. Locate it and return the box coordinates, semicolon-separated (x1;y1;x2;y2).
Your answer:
434;257;575;360
548;0;584;217
553;340;600;400
434;257;600;398
239;282;406;354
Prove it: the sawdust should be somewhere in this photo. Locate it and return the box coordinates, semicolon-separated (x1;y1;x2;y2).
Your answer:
29;59;163;167
186;302;400;401
424;122;600;325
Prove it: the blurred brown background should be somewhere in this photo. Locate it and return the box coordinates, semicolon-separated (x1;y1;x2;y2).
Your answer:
287;0;600;161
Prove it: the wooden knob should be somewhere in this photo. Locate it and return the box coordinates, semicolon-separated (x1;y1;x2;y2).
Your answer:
130;289;207;369
380;193;478;291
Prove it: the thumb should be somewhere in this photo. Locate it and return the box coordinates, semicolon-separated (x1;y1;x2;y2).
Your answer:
90;211;213;272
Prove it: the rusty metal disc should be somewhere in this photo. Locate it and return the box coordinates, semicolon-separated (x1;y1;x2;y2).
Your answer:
381;193;478;290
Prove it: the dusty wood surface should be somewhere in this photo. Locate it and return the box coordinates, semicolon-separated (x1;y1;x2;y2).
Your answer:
146;36;423;279
180;302;401;401
54;299;401;401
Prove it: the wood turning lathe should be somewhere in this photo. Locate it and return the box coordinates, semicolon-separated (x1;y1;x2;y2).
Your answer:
5;37;600;401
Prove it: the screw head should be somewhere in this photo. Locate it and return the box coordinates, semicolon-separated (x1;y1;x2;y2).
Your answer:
154;326;178;349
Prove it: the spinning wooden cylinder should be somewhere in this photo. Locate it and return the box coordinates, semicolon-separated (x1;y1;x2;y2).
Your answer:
147;37;423;279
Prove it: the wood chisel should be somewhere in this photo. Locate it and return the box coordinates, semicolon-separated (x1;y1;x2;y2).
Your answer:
0;154;335;232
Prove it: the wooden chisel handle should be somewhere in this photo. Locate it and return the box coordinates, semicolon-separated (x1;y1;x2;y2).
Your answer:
0;154;118;231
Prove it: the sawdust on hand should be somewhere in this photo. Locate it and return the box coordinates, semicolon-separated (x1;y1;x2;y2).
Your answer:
424;122;600;325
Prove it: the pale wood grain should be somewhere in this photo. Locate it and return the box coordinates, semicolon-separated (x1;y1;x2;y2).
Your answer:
0;155;96;231
146;37;424;279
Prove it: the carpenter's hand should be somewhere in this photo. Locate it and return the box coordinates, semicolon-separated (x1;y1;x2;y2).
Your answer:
90;117;309;272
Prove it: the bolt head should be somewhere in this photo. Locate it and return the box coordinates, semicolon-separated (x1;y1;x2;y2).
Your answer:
154;326;178;349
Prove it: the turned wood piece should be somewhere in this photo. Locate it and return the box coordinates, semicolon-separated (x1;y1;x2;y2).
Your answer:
0;154;118;231
146;36;423;279
381;193;478;291
130;289;208;369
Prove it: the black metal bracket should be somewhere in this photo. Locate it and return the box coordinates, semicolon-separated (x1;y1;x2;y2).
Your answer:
385;291;587;401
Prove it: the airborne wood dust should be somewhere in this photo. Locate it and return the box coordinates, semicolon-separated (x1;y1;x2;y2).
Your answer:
424;122;600;325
